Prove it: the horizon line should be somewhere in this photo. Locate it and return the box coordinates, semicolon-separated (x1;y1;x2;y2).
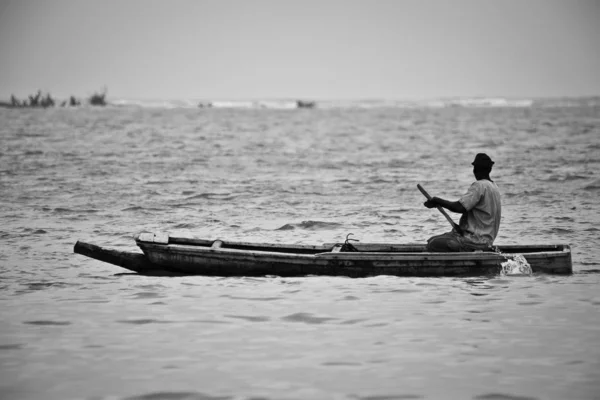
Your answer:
3;93;600;102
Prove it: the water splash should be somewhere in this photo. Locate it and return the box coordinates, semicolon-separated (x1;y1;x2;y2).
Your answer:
500;254;533;276
492;247;533;276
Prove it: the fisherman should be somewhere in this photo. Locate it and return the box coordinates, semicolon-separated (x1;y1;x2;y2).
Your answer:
423;153;501;252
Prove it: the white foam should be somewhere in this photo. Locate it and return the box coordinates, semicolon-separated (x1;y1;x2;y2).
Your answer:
104;96;598;110
500;254;533;276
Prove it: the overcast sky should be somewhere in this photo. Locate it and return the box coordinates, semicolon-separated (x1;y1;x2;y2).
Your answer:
0;0;598;99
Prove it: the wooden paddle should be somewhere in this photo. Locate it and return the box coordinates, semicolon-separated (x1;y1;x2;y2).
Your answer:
417;184;464;235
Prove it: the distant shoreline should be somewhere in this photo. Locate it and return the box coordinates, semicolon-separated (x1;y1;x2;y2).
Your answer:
1;89;107;109
3;95;598;110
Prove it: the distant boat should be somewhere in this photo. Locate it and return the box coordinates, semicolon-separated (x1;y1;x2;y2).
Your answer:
73;232;572;277
296;100;316;109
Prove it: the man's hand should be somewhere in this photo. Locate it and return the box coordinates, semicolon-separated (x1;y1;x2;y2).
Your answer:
424;197;467;214
424;197;441;209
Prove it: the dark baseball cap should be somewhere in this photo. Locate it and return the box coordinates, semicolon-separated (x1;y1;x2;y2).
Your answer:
471;153;495;167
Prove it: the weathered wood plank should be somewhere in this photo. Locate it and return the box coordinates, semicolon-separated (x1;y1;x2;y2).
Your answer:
153;232;169;244
168;233;329;251
137;232;154;243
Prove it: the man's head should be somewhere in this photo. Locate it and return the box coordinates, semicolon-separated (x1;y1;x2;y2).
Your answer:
471;153;494;178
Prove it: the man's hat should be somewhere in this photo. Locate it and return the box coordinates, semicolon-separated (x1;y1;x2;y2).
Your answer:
472;153;495;167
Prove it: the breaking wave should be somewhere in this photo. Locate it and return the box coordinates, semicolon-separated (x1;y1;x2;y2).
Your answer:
276;220;343;231
107;96;600;110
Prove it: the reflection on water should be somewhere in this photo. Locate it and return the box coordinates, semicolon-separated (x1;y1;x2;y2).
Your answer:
0;106;599;399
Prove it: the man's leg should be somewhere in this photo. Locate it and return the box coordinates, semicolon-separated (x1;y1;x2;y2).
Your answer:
426;232;462;252
456;235;493;252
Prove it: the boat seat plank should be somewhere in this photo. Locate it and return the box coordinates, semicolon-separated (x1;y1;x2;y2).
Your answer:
154;232;169;244
137;232;155;243
167;234;330;252
163;243;317;259
323;243;427;252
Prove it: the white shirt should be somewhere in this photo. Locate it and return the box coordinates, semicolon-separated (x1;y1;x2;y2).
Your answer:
458;180;502;245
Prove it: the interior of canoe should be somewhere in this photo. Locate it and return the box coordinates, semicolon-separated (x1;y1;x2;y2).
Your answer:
137;233;568;255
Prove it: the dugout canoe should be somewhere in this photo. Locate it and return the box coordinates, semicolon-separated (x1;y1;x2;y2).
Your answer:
73;232;573;276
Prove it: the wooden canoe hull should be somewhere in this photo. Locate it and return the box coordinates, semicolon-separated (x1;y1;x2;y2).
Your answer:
73;241;188;276
73;232;573;276
139;244;572;277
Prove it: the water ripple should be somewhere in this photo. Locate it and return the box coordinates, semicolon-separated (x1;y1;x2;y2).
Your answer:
123;392;232;400
281;312;337;324
473;394;539;400
23;320;71;326
225;314;270;322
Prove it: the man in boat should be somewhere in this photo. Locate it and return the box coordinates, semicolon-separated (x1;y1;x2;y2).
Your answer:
423;153;501;252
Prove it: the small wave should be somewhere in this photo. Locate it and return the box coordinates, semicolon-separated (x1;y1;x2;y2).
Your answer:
22;282;74;291
145;180;170;185
339;318;367;325
23;150;44;155
122;391;233;400
517;301;543;306
220;295;283;301
0;344;23;350
116;319;171;324
321;361;362;366
171;223;197;229
275;220;342;231
225;314;270;322
354;394;424;400
523;189;544;196
53;208;99;214
23;320;71;326
367;177;396;184
190;319;230;324
276;224;295;231
184;192;238;201
281;312;337;324
564;174;590;181
18;132;45;138
545;174;591;182
78;299;110;304
135;284;168;290
544;227;574;234
375;288;420;294
129;291;165;299
553;216;573;221
122;206;143;211
473;393;539;400
583;179;600;190
577;269;600;275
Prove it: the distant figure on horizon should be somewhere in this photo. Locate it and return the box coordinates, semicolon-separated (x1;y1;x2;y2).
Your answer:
423;153;501;252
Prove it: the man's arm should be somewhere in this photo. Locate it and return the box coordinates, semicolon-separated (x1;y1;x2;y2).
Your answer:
424;197;467;214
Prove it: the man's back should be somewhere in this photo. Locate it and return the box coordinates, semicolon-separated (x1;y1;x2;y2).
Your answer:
458;180;501;245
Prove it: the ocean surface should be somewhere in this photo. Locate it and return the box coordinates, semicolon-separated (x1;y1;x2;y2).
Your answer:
1;101;599;400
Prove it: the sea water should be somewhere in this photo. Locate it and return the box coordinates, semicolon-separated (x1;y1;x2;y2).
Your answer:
1;103;599;400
